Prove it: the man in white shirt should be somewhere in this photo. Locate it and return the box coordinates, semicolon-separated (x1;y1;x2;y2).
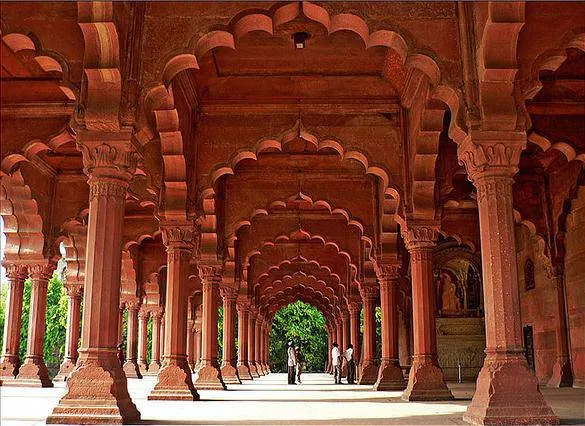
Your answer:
331;342;342;384
345;343;355;384
287;341;297;384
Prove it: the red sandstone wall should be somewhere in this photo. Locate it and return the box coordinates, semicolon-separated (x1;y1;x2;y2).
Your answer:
516;226;558;384
564;187;585;388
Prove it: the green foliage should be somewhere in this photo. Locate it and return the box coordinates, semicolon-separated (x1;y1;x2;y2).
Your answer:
0;282;7;350
269;301;328;373
217;306;223;362
359;306;382;361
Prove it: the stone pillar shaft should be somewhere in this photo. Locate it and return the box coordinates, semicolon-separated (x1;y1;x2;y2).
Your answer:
402;228;452;401
0;265;27;379
186;319;195;370
123;302;142;378
459;135;557;424
220;287;240;383
48;135;141;424
137;309;149;374
147;310;162;375
55;284;83;381
548;269;573;387
237;304;252;379
359;287;378;384
248;312;260;377
193;267;226;389
349;302;361;371
149;228;198;400
255;318;264;375
374;267;404;391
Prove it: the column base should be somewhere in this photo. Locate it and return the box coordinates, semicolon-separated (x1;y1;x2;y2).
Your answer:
256;362;266;376
46;356;140;424
249;362;260;378
145;361;161;376
374;359;405;391
194;363;227;390
123;360;142;379
54;358;77;381
15;358;54;387
464;353;559;425
547;357;573;388
237;363;253;380
138;362;148;376
148;361;199;400
0;356;19;379
358;360;378;385
221;363;241;384
402;356;453;401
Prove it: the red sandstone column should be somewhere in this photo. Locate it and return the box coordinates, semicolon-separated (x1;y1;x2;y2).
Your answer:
264;322;271;373
186;319;195;371
259;324;266;373
137;308;149;375
123;299;142;378
117;305;124;346
220;286;241;383
255;315;265;375
459;135;558;424
149;226;199;400
194;265;226;389
402;226;452;401
326;324;333;374
193;323;202;372
548;265;573;387
147;308;163;375
374;265;405;391
0;265;28;380
55;283;83;381
348;300;361;376
237;301;253;379
48;134;140;424
359;286;378;384
159;316;165;361
336;318;346;377
248;309;260;378
16;263;55;387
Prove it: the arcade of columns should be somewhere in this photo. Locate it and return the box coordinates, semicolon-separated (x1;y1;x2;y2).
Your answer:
1;2;584;425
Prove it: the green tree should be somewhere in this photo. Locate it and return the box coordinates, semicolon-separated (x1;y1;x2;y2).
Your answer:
269;301;328;373
0;281;8;351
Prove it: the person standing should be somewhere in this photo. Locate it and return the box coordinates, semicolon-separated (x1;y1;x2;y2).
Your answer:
345;343;355;384
117;343;125;367
331;342;342;384
287;341;297;384
295;346;304;384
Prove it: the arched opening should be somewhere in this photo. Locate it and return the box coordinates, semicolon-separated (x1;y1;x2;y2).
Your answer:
269;300;328;373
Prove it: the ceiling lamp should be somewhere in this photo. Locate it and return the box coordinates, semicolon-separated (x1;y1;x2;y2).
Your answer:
293;32;310;49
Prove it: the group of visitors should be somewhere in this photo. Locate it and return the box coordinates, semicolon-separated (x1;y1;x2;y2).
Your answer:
286;341;305;384
331;342;356;384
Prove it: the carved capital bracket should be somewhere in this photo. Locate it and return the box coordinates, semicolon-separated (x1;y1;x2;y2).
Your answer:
2;263;29;281
401;224;439;251
64;282;84;299
77;130;139;182
236;297;251;313
29;263;56;281
348;299;362;315
457;131;526;183
121;296;141;311
138;306;150;320
161;224;195;248
149;307;164;321
359;285;379;301
219;285;238;301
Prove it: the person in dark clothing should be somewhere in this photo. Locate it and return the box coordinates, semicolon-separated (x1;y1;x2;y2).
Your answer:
345;343;356;384
117;343;125;367
287;341;297;384
295;346;304;384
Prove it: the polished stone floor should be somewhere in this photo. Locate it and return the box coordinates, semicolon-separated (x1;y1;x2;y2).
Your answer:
1;373;584;425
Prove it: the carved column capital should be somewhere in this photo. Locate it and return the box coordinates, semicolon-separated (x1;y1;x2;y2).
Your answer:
220;285;238;301
348;299;362;315
457;131;526;183
123;297;141;311
150;307;164;321
248;305;258;319
161;225;195;249
3;263;28;281
64;282;84;299
359;285;379;300
401;225;439;251
236;298;250;313
138;306;150;320
376;264;401;281
29;263;55;281
77;130;139;181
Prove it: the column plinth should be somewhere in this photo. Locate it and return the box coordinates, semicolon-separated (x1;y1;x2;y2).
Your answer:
358;286;378;385
146;309;163;375
0;264;27;381
220;286;241;384
459;136;558;424
237;301;253;380
402;229;452;401
122;300;142;379
149;227;199;400
55;284;83;381
47;134;140;424
374;266;405;391
193;265;226;390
